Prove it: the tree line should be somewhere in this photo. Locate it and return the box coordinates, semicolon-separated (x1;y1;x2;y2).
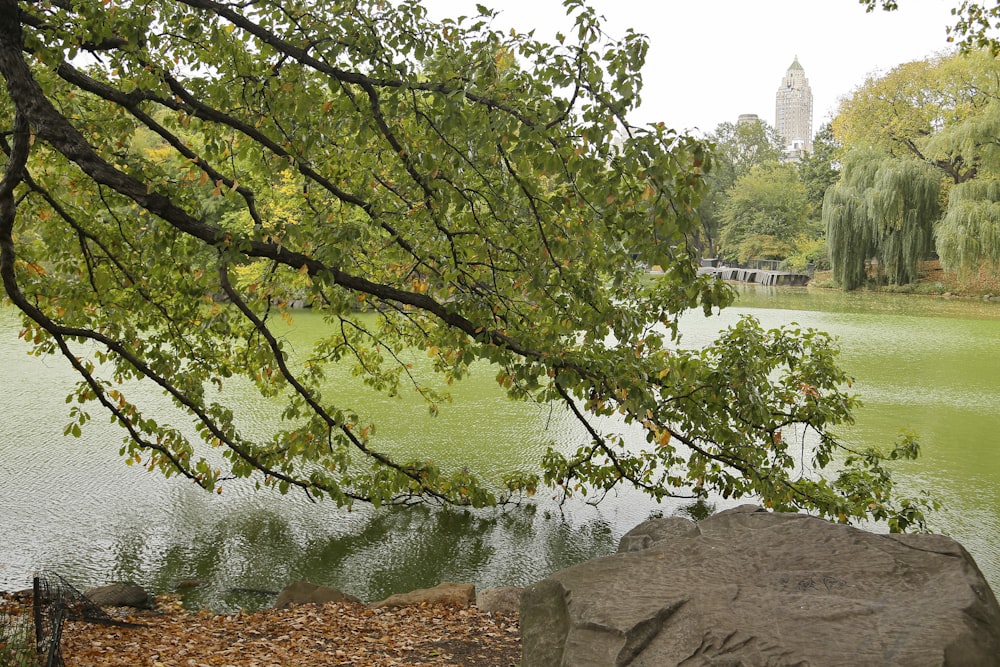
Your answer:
703;47;1000;291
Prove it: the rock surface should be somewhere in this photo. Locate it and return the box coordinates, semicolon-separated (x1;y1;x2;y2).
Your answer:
476;586;523;614
274;581;361;609
84;583;151;609
521;505;1000;666
616;516;699;552
370;582;475;609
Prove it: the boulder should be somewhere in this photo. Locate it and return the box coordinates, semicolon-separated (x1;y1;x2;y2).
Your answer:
476;586;523;614
84;583;151;609
370;582;475;609
521;505;1000;666
274;581;361;609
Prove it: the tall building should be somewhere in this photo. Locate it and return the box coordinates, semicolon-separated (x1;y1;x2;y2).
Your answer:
775;57;813;161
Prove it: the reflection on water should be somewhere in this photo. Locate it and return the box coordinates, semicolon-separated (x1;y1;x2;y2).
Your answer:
0;304;650;610
3;288;1000;609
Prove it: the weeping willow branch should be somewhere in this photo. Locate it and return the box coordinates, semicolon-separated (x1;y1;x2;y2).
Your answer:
824;150;941;290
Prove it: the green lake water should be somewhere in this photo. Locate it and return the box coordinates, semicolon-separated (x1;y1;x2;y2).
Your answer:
2;287;999;610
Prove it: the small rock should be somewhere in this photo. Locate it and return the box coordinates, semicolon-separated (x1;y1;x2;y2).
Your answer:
370;582;475;609
274;581;361;609
475;586;522;614
84;583;151;609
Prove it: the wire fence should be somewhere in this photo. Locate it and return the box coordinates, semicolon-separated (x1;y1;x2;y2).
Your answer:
0;572;147;667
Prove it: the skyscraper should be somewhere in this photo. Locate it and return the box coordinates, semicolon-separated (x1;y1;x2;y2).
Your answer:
775;57;813;160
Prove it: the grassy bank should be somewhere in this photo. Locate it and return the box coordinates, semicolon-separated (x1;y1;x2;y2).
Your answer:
810;260;1000;298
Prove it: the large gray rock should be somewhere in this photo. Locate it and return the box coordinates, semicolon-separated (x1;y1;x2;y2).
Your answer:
522;505;1000;666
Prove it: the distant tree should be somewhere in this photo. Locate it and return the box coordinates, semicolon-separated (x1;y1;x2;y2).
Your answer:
709;119;785;184
824;150;941;290
798;123;841;212
699;119;784;257
833;50;1000;276
833;50;999;185
720;163;812;263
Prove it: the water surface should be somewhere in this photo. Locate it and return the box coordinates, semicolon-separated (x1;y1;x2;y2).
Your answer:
2;288;999;609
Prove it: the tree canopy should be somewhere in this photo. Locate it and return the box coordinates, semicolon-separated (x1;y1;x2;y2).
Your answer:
0;0;930;528
698;118;784;258
797;122;841;212
832;49;1000;279
707;118;784;185
719;162;812;263
833;49;999;185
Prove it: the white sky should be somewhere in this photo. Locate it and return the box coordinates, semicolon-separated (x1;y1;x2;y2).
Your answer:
421;0;958;136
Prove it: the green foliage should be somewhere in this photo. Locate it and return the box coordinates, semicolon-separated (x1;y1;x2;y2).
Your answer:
0;0;929;527
833;50;1000;185
719;162;812;263
824;150;941;290
708;119;785;184
783;237;830;273
936;177;1000;272
0;612;34;667
797;122;841;213
698;118;784;256
833;50;1000;279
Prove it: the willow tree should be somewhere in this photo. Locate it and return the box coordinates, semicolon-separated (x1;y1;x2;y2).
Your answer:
936;179;1000;273
833;51;1000;279
928;100;1000;274
825;150;941;290
0;0;930;528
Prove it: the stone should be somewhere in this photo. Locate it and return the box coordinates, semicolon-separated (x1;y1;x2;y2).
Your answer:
616;516;699;552
274;581;361;609
476;586;523;614
84;583;151;609
370;582;475;609
521;506;1000;666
